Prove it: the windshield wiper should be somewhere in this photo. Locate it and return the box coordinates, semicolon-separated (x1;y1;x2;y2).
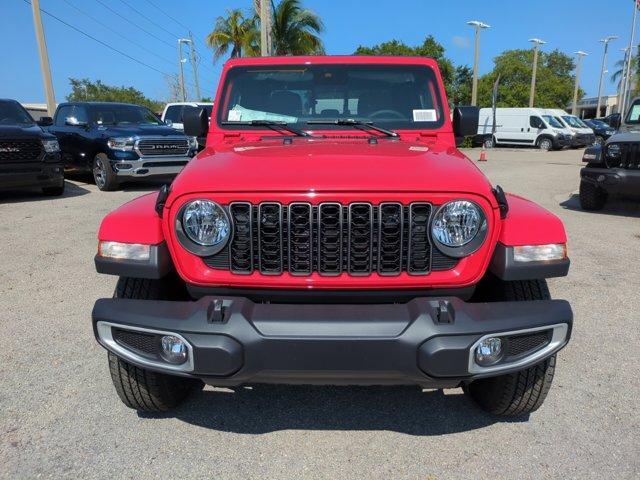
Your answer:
306;119;399;138
221;120;311;137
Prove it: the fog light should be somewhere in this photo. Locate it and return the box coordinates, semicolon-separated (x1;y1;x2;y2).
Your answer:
475;337;503;366
160;335;189;364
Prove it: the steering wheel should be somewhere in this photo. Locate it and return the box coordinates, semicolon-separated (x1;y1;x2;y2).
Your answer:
367;109;405;120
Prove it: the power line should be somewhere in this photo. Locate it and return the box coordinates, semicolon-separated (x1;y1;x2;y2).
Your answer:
118;0;179;38
60;0;175;68
94;0;174;50
144;0;190;32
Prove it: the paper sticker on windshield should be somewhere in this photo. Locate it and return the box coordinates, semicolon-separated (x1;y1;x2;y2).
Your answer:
228;110;242;121
413;109;437;122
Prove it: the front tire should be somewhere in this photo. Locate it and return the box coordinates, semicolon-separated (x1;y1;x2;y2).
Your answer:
579;180;607;211
537;137;553;151
465;279;557;416
107;277;201;412
483;136;495;148
93;153;119;191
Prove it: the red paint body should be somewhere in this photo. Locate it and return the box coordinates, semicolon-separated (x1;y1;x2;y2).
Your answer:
98;56;568;290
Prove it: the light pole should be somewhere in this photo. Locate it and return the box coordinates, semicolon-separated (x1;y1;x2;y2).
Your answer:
177;38;190;102
187;33;201;101
528;38;546;107
467;20;490;106
30;0;56;116
572;51;588;116
621;3;638;117
618;47;631;114
596;36;618;117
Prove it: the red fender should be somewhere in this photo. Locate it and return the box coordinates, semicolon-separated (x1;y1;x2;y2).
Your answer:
499;194;567;246
97;193;164;245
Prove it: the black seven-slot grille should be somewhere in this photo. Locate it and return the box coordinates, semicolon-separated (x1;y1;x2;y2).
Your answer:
609;143;640;169
204;202;459;276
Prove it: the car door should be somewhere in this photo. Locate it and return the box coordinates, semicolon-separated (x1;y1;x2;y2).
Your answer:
528;115;546;144
69;105;93;168
49;105;75;167
164;105;184;130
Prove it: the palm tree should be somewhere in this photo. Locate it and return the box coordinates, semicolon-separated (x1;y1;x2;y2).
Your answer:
206;9;259;60
270;0;324;55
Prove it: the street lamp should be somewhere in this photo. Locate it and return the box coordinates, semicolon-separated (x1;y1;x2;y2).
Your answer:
572;51;588;116
596;36;618;117
528;38;546;107
467;20;491;106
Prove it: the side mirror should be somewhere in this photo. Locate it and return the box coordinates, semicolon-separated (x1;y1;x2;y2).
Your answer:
165;119;173;127
183;107;209;138
609;114;621;129
453;106;479;144
37;116;53;127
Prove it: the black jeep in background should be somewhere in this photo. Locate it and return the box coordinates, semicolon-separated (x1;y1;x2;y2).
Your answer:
580;97;640;210
47;102;197;191
0;99;64;196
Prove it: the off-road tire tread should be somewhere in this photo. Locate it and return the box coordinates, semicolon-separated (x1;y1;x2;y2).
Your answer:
579;180;606;211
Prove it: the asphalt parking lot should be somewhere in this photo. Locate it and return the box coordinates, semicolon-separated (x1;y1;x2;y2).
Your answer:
1;147;639;479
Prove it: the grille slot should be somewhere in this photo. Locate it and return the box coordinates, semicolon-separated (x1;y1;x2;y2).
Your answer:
610;143;640;169
113;328;159;356
229;202;253;273
407;203;432;275
505;331;551;358
0;140;43;163
204;201;458;276
288;203;313;275
258;202;283;274
136;138;189;157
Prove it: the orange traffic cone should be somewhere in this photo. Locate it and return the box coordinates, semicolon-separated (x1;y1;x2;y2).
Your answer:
479;149;487;162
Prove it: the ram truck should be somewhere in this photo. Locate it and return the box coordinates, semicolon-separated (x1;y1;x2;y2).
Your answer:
92;56;572;416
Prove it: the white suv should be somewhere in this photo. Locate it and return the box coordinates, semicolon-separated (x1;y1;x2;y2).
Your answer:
161;102;213;131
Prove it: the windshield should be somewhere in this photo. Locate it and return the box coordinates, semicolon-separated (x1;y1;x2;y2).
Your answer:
217;64;445;131
626;99;640;124
542;115;563;128
562;115;586;128
0;101;35;125
588;119;608;128
90;104;162;126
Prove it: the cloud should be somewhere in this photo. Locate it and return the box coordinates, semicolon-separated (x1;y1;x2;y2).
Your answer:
452;36;470;49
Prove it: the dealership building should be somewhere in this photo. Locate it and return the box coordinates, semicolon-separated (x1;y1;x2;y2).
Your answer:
567;95;620;119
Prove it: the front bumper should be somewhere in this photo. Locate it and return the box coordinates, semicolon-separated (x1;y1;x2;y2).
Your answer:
0;161;63;190
92;296;572;387
571;134;596;147
581;166;640;196
110;155;191;178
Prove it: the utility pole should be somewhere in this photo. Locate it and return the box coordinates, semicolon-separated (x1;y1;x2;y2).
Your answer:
618;47;630;114
467;20;490;106
620;2;638;117
596;36;618;117
177;38;189;102
187;32;201;101
30;0;56;116
528;38;546;108
259;0;270;56
572;51;588;116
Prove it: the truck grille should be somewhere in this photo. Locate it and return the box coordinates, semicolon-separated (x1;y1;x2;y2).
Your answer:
136;138;189;157
204;202;459;276
0;139;43;163
608;143;640;169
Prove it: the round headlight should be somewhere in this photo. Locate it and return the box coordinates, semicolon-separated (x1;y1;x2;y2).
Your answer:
181;200;230;247
431;200;487;257
607;143;621;158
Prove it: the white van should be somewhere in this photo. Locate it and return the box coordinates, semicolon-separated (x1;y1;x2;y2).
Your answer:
161;102;213;131
477;107;572;150
542;109;595;148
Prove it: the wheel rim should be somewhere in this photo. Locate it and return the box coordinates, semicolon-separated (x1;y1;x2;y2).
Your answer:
93;158;106;188
540;139;552;150
484;138;494;148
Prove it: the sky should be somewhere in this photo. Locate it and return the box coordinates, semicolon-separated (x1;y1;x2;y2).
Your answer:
2;0;638;104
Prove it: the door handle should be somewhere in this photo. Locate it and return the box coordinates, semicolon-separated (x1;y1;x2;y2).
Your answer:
521;128;524;132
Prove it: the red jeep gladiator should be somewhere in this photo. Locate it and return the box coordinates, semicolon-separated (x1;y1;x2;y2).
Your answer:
92;56;572;416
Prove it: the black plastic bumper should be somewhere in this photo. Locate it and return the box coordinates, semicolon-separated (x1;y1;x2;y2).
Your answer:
0;162;63;190
92;296;572;387
581;166;640;196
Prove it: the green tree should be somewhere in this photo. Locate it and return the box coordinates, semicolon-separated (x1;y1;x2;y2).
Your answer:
450;65;473;105
67;78;162;111
354;36;456;99
270;0;324;55
476;49;582;108
206;9;259;60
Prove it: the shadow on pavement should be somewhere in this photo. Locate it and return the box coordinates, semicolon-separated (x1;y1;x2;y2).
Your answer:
0;180;90;204
560;193;640;218
140;385;527;435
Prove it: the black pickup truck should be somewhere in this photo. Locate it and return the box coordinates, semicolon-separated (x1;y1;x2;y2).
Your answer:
47;102;198;191
0;99;64;196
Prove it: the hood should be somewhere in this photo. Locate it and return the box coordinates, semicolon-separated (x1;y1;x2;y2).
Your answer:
96;124;184;137
0;124;53;140
607;131;640;142
170;138;494;197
